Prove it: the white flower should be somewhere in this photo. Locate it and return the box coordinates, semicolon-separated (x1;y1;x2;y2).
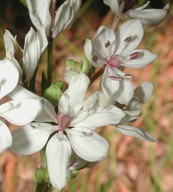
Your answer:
116;82;156;142
26;0;81;38
84;20;157;78
4;27;48;83
100;67;134;106
103;0;169;27
11;73;124;190
0;59;42;152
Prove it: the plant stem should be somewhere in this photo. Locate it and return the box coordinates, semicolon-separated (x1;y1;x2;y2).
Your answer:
36;182;50;192
89;66;105;85
47;37;53;88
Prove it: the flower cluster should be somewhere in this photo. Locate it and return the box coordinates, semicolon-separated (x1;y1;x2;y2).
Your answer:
0;0;169;191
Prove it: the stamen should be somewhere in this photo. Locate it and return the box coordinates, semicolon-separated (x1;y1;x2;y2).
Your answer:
92;55;98;62
105;40;111;48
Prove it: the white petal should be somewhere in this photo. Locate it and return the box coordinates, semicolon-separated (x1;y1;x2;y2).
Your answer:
0;121;12;153
84;39;93;64
70;0;82;10
58;73;90;116
52;1;73;38
134;82;154;102
119;109;141;123
116;124;156;142
0;99;42;125
128;82;154;110
123;49;157;68
114;78;134;105
0;59;19;99
53;0;81;38
11;123;54;155
69;158;89;171
70;110;88;125
46;134;72;191
3;30;22;56
103;0;123;18
75;106;124;129
92;26;116;60
67;127;109;162
101;67;120;97
23;27;48;82
127;5;169;27
116;19;144;54
9;85;40;100
36;98;57;123
136;1;150;10
26;0;51;35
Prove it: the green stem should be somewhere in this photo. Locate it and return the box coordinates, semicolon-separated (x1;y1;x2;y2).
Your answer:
36;182;50;192
47;37;53;88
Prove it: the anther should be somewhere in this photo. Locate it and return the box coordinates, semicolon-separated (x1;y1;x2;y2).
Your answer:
124;36;133;43
92;55;98;62
130;52;139;60
31;124;36;129
109;76;123;81
82;131;87;136
105;40;111;48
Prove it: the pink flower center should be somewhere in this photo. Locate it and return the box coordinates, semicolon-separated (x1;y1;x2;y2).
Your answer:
106;56;121;68
56;113;72;132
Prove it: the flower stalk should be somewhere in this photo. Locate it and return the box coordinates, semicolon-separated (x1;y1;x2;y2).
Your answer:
47;37;53;88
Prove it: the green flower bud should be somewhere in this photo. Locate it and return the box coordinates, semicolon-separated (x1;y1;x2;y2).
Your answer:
66;56;92;74
43;81;64;106
35;168;49;183
65;57;92;83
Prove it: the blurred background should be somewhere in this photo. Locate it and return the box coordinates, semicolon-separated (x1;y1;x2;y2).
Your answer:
0;0;173;191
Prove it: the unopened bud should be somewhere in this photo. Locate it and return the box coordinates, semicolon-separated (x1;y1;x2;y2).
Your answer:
44;81;64;106
35;168;49;183
65;57;92;83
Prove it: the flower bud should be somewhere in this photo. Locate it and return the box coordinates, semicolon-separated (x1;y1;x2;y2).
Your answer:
35;168;49;183
65;57;92;83
43;81;64;106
